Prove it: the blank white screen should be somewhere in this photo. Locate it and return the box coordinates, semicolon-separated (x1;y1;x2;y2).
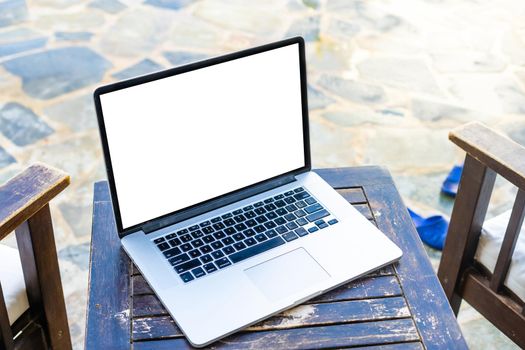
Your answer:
100;43;305;230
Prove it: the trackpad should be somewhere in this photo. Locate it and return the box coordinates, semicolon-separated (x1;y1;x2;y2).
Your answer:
245;248;330;301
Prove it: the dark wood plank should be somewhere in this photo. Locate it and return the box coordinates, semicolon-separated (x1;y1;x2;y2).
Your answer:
463;270;525;347
336;187;367;204
353;203;374;220
449;121;525;190
0;163;70;239
490;189;525;292
133;318;419;350
347;169;468;349
315;166;394;188
15;205;71;350
85;182;131;349
133;296;410;340
438;154;496;313
0;283;14;350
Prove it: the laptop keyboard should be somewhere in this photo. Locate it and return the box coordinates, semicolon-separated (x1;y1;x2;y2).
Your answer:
152;187;339;283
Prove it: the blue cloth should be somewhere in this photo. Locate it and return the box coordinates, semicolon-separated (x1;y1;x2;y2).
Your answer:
408;208;448;250
441;165;463;197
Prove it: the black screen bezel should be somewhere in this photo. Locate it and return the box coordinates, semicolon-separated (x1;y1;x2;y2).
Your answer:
94;36;311;237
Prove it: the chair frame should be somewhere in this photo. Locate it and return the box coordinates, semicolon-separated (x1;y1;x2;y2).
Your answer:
0;164;71;350
438;122;525;347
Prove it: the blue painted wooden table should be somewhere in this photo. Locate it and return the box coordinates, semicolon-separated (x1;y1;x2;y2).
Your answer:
86;166;468;349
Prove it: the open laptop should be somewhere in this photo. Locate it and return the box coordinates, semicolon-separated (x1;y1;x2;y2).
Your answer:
94;36;402;347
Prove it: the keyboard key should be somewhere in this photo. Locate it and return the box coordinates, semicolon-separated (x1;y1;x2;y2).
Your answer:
305;203;323;214
255;207;267;215
192;267;206;278
175;259;201;273
275;200;286;208
234;214;246;223
274;194;284;200
200;221;210;227
211;217;221;223
283;232;298;242
234;242;247;251
275;217;286;225
180;272;194;283
204;263;217;273
286;222;298;230
255;215;268;223
153;237;165;244
243;205;253;211
295;227;308;237
235;223;247;231
202;226;214;234
191;230;204;239
233;209;243;215
254;225;265;233
180;234;192;242
189;249;201;258
263;204;275;211
264;221;276;229
294;209;306;218
203;235;215;244
276;226;288;234
212;250;225;259
233;233;245;241
296;218;308;226
255;234;267;242
163;247;182;258
308;226;319;233
305;197;317;205
245;237;257;246
319;222;329;229
315;220;325;226
211;241;224;250
213;222;225;230
229;237;285;263
169;238;182;247
266;211;277;220
223;246;235;255
276;208;287;216
169;253;190;266
294;187;305;193
166;233;177;240
328;219;338;225
216;257;232;269
245;211;256;219
224;219;236;227
222;237;234;245
224;227;236;235
285;204;297;212
284;213;296;222
284;197;296;204
189;225;199;231
201;254;213;263
157;242;170;251
284;190;294;196
221;213;232;219
307;210;329;223
200;245;212;254
213;231;226;240
246;219;257;227
254;201;264;207
294;191;310;200
296;200;307;208
191;239;204;248
266;229;278;238
180;243;192;252
177;228;188;235
263;198;273;203
243;228;256;237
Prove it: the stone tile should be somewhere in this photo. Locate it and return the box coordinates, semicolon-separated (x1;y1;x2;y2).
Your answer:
411;98;479;123
307;85;335;110
432;52;506;73
44;94;97;132
318;75;386;104
55;31;93;41
167;14;226;50
326;19;360;41
0;146;16;168
99;8;172;57
286;16;320;42
145;0;192;10
322;108;403;127
0;0;28;27
163;51;207;66
305;41;353;72
112;59;163;80
302;0;319;9
0;28;47;57
59;242;90;269
59;200;93;238
0;102;54;146
2;47;111;99
502;29;525;66
495;85;525;114
357;57;442;96
36;0;83;8
89;0;126;13
35;10;105;32
309;118;356;168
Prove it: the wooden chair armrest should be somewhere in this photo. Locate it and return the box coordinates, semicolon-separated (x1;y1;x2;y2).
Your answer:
450;121;525;189
0;163;70;240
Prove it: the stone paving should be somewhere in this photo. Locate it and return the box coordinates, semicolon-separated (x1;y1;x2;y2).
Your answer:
0;0;524;348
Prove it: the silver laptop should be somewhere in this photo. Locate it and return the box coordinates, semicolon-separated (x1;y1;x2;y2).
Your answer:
94;37;402;347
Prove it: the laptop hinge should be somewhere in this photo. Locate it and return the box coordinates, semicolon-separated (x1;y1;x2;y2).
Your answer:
141;174;297;234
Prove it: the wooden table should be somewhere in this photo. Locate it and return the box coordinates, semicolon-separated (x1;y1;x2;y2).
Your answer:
86;166;468;349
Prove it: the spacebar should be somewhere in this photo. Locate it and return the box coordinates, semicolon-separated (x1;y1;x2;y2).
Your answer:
230;237;286;263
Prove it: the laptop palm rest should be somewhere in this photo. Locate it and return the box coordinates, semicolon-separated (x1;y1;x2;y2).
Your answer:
244;248;330;302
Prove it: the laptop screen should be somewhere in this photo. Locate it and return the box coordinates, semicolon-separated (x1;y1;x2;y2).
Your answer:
97;41;307;232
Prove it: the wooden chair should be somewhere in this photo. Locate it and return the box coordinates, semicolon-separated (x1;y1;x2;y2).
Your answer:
438;121;525;347
0;164;72;350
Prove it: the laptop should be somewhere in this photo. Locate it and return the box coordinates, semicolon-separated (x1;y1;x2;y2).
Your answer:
94;36;402;347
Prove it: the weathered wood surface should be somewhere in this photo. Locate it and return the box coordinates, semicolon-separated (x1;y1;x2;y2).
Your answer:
87;167;467;349
449;121;525;189
0;163;70;239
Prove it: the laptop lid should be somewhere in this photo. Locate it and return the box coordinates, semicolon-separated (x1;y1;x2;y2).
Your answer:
94;37;311;238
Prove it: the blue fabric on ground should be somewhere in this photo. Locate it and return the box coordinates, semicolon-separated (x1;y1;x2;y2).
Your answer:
408;208;448;250
441;165;463;197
